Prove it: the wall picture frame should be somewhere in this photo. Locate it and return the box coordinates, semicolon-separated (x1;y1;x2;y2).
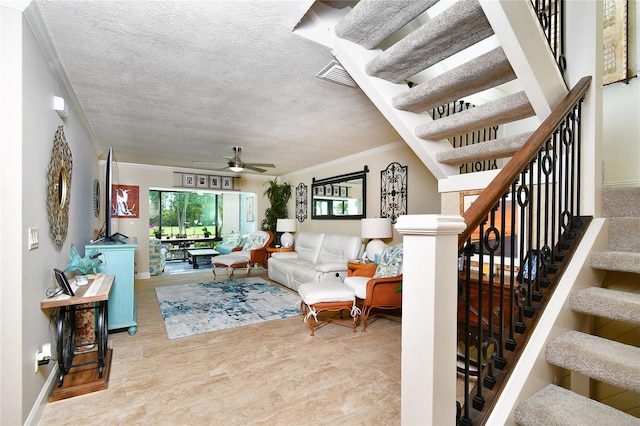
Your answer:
209;176;221;189
196;175;208;188
183;173;195;187
112;184;140;218
222;177;233;189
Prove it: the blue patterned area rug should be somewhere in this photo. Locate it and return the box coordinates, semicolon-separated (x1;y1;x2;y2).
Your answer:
155;277;301;339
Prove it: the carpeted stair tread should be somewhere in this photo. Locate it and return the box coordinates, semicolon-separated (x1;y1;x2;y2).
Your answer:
436;132;532;165
546;330;640;393
393;47;516;114
570;287;640;325
334;0;439;50
590;250;640;274
416;91;534;141
514;384;640;426
365;0;493;84
602;187;640;217
608;217;640;252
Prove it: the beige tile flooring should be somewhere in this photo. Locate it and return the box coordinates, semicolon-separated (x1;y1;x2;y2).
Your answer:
39;268;402;425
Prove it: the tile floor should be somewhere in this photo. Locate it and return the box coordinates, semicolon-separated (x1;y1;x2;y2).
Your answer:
38;268;402;425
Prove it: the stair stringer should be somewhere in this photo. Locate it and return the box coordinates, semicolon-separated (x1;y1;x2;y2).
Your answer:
479;0;568;120
331;38;458;181
486;218;609;425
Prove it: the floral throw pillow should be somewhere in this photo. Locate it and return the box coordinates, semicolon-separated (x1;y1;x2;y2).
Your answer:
373;244;403;278
242;234;266;251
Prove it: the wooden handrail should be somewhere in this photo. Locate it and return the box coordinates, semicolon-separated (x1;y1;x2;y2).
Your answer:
458;76;592;250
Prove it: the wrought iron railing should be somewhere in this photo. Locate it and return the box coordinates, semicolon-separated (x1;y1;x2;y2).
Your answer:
455;76;591;425
531;0;566;74
430;100;500;174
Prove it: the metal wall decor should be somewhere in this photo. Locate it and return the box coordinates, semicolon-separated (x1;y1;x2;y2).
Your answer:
380;162;407;224
47;125;73;249
295;182;308;222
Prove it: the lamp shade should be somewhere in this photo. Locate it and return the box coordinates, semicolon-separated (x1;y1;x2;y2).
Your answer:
277;218;296;248
360;218;392;239
361;218;392;262
276;219;296;233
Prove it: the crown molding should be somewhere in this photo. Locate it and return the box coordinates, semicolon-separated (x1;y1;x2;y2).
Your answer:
23;2;100;152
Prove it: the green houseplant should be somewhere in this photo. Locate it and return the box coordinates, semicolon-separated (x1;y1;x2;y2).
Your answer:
261;178;292;235
202;227;211;238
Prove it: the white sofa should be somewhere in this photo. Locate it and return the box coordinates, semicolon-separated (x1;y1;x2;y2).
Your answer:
268;231;362;291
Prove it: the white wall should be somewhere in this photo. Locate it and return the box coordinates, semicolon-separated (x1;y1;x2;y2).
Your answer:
1;4;99;423
602;0;639;187
282;142;440;245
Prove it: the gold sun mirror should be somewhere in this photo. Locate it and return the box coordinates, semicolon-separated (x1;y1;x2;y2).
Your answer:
47;126;73;249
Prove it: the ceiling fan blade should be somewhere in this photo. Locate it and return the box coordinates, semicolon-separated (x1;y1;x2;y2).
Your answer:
245;163;275;168
245;165;267;173
192;161;227;166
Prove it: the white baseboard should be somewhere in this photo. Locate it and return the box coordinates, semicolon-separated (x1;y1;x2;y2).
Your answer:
135;271;151;280
25;364;59;425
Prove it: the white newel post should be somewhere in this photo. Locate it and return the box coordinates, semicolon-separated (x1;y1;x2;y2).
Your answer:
396;215;466;426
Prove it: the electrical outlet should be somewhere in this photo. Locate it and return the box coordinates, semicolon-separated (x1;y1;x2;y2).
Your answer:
129;222;135;229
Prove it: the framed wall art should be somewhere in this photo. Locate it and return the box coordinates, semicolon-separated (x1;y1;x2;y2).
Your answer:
112;184;140;218
209;176;221;189
183;173;195;187
196;175;208;188
222;177;233;189
603;0;629;85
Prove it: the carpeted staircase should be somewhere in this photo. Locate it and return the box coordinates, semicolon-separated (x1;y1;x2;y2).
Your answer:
514;187;640;425
327;0;639;422
332;0;561;173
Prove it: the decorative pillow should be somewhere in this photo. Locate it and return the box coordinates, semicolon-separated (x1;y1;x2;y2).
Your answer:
373;244;403;278
242;234;267;251
237;235;247;248
221;234;239;245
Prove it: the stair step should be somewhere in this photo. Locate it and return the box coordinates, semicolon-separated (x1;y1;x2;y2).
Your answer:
546;330;640;393
416;91;534;141
435;132;532;165
334;0;438;50
570;287;640;324
602;187;640;217
609;217;640;252
590;250;640;274
393;47;516;114
365;0;493;83
514;384;640;426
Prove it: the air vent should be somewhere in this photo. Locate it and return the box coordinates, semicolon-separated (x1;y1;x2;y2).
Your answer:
316;60;358;88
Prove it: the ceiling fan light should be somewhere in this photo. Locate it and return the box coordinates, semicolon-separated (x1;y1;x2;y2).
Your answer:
229;166;243;172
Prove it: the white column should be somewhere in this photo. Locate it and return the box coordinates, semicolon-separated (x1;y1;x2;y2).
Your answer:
396;214;466;426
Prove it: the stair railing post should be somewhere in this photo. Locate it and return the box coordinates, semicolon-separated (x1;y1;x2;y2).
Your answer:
396;214;466;425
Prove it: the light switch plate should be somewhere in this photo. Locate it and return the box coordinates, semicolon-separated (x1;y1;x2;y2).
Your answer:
28;227;39;250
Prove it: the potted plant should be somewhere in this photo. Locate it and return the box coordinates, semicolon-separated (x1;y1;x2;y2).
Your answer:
202;227;211;238
261;178;292;235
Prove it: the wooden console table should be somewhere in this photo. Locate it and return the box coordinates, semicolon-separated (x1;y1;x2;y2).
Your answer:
40;274;114;400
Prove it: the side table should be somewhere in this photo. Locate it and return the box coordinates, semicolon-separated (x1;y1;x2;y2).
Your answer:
347;260;377;277
40;274;114;400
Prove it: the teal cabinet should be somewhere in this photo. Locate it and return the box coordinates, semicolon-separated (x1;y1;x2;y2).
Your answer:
86;238;138;335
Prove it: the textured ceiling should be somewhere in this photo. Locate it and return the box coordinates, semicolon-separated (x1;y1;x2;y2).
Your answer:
32;0;401;175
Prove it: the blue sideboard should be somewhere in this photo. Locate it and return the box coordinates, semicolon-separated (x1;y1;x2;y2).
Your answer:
86;238;138;335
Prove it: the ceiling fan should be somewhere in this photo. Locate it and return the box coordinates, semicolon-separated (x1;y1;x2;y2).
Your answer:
193;146;275;173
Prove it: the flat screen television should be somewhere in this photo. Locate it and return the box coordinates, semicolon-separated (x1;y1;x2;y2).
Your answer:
94;147;127;243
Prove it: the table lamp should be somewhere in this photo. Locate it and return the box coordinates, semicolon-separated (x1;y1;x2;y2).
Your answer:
277;218;296;248
361;217;392;262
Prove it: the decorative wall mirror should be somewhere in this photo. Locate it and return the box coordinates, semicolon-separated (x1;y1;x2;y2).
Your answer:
47;125;73;249
311;166;367;220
